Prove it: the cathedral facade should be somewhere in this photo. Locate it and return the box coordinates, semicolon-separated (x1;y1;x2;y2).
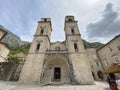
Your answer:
19;16;94;84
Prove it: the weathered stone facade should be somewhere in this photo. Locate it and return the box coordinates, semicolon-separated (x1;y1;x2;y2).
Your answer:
0;27;7;40
86;48;104;80
0;43;9;62
15;52;26;63
0;62;23;81
97;35;120;78
0;27;9;62
19;16;94;84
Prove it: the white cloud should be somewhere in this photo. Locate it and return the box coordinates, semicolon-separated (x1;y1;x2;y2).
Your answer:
0;0;119;43
85;3;120;43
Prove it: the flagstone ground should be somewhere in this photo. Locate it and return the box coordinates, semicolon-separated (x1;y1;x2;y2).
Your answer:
0;81;112;90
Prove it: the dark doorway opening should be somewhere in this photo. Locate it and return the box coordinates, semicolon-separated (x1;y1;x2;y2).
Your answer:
97;71;104;80
54;67;61;80
92;72;96;80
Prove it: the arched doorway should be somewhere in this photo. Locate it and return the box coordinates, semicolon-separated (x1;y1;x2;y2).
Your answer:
40;54;70;84
92;72;96;80
97;71;104;80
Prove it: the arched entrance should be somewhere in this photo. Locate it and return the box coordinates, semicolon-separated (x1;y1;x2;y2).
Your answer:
40;54;70;84
97;71;104;80
92;72;96;80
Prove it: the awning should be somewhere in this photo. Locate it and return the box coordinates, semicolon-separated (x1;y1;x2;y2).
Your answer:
104;63;120;74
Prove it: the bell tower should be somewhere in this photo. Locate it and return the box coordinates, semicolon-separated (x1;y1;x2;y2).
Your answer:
64;16;94;84
19;16;93;85
29;18;51;53
19;18;52;84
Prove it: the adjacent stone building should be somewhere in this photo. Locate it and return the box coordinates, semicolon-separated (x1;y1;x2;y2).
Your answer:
19;16;94;84
86;48;104;80
14;52;26;63
0;27;9;62
97;35;120;77
0;27;7;40
0;43;9;62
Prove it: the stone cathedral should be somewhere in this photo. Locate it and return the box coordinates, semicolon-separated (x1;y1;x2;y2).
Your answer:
19;16;94;84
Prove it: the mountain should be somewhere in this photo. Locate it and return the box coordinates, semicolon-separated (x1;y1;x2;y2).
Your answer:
7;39;103;55
0;25;29;46
0;25;104;55
8;40;103;55
53;40;103;49
82;39;104;48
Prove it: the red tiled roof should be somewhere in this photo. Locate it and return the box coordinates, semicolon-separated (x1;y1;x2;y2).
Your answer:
15;52;27;58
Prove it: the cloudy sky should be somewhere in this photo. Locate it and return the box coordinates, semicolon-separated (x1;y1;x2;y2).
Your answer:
0;0;120;43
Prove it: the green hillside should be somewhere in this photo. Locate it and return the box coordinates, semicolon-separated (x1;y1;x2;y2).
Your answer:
8;40;104;55
8;43;31;55
82;40;104;48
6;40;103;64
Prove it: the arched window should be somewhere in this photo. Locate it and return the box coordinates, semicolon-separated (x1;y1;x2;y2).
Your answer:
41;29;44;34
36;43;40;50
68;18;72;21
74;43;78;50
92;72;95;80
71;28;74;34
44;18;47;21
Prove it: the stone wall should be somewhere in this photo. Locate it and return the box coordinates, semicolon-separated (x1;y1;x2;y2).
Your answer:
0;62;23;81
0;43;10;62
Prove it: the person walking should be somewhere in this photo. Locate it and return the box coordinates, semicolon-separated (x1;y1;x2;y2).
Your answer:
106;75;119;90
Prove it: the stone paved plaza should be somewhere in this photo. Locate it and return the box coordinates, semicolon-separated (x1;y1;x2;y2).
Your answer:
0;80;112;90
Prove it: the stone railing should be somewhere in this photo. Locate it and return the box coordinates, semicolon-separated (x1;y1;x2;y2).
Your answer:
46;50;68;54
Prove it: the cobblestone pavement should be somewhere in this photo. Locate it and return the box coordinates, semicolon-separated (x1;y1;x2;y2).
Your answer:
0;81;112;90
